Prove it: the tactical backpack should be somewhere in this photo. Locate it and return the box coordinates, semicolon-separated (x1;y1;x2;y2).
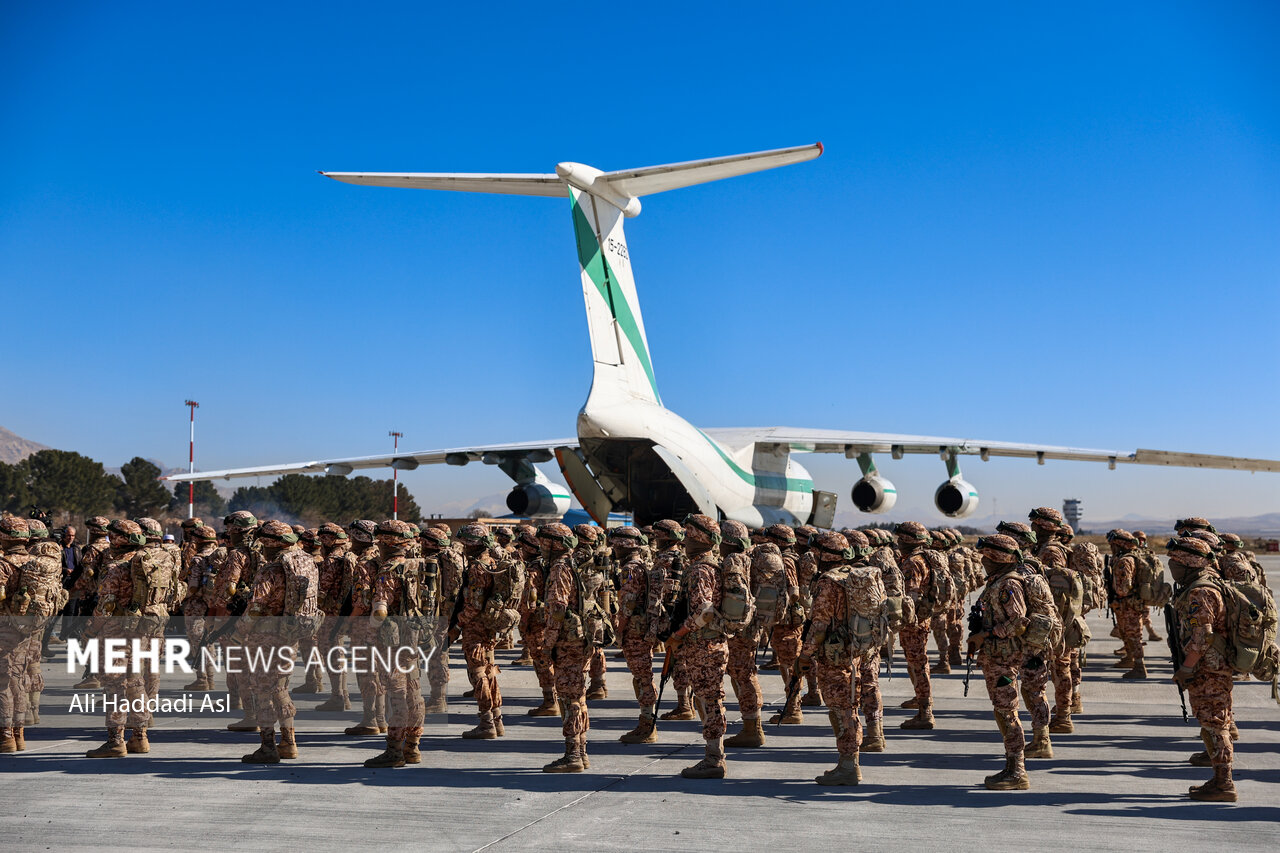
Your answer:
871;549;906;630
751;546;790;632
1015;564;1062;653
483;554;527;634
1190;576;1280;681
1070;541;1105;611
123;547;177;636
915;548;954;621
1134;550;1173;607
1046;565;1090;650
280;549;322;642
5;552;64;635
711;551;756;638
836;564;889;657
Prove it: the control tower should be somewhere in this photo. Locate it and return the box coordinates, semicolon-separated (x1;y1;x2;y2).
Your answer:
1063;498;1083;533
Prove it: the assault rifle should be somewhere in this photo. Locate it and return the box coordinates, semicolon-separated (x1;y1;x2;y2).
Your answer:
1164;601;1188;722
189;588;251;666
653;596;689;716
963;599;985;697
1103;559;1117;626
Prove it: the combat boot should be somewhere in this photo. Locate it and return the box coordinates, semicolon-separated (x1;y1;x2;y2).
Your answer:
528;691;559;717
768;696;804;725
1111;656;1135;669
724;717;765;748
760;654;779;671
861;719;886;753
620;713;658;744
1189;728;1213;767
1147;625;1163;642
493;711;505;737
462;687;476;698
1189;766;1237;802
277;727;298;759
344;702;380;736
1071;691;1083;714
1109;624;1122;639
800;688;823;707
315;694;351;712
949;647;963;667
513;649;533;666
586;677;608;701
12;726;25;751
1112;647;1129;656
900;697;920;710
0;727;15;753
183;675;209;691
425;692;447;715
462;711;498;740
579;734;591;770
681;737;727;779
1121;662;1148;680
86;727;127;758
661;690;696;721
984;754;1030;790
404;730;422;764
1049;712;1073;734
126;728;150;754
930;660;951;675
815;756;861;786
542;738;585;773
900;707;934;730
242;729;280;764
1025;726;1053;759
74;673;101;690
364;736;406;768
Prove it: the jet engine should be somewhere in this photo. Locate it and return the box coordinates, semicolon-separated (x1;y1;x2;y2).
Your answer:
934;477;979;518
851;475;897;514
505;483;571;518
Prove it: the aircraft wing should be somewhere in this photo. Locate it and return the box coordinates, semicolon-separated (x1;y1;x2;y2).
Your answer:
162;438;579;482
700;427;1280;473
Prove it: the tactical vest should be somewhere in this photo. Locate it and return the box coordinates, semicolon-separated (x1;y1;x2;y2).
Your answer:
750;545;789;632
279;548;322;642
1014;564;1061;653
124;547;176;636
1133;549;1173;606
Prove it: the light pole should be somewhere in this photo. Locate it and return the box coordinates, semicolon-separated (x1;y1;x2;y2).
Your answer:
184;400;200;519
389;431;403;520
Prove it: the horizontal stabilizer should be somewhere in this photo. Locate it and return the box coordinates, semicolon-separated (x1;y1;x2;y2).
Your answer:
321;171;568;197
600;143;823;198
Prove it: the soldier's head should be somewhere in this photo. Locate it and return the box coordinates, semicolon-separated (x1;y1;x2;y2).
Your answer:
682;514;721;554
976;534;1021;569
1175;517;1216;536
85;516;110;538
1106;528;1138;553
493;525;515;547
1134;530;1148;546
300;527;323;555
375;519;416;556
0;516;30;550
931;529;951;551
1028;507;1063;537
573;524;601;548
348;519;377;545
608;525;648;555
27;519;49;541
223;511;259;544
1058;524;1074;543
420;526;451;555
894;521;931;552
844;529;872;560
1188;530;1222;554
651;519;685;547
514;524;539;557
811;530;852;563
107;519;146;551
181;517;204;533
536;522;577;556
318;521;349;551
996;521;1037;551
794;525;818;553
455;522;496;557
194;525;218;544
763;523;796;550
134;517;163;543
256;520;299;554
1166;536;1214;585
1219;533;1244;552
720;520;750;555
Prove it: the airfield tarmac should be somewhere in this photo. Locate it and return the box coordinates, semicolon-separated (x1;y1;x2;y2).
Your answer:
3;557;1277;852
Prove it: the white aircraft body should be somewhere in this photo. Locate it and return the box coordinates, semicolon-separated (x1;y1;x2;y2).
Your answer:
165;144;1280;525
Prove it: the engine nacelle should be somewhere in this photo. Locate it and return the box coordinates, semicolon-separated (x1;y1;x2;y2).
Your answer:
506;483;571;518
851;475;897;514
934;477;979;518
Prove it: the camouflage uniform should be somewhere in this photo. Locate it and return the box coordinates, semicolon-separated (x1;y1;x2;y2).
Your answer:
70;520;111;689
895;522;935;728
725;532;785;747
426;531;465;708
612;527;659;743
1169;537;1238;801
670;515;730;779
20;524;63;727
209;513;264;729
762;526;805;724
574;524;610;699
1029;509;1073;753
314;524;355;711
802;531;887;785
363;520;427;767
456;525;509;738
516;530;558;716
181;528;219;689
135;518;179;709
0;519;36;751
649;521;694;720
1108;530;1146;676
346;526;387;735
1218;535;1260;584
972;534;1032;790
541;523;593;772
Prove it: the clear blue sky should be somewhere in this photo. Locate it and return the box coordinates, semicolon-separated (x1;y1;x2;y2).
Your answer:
3;1;1277;525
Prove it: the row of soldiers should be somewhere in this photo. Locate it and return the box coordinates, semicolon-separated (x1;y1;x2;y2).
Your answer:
0;508;1269;800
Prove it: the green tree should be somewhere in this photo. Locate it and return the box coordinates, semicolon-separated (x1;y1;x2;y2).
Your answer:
170;480;227;519
114;457;173;517
226;475;420;526
12;450;120;516
0;461;31;513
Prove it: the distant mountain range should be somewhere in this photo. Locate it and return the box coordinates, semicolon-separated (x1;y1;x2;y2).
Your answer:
0;426;49;464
